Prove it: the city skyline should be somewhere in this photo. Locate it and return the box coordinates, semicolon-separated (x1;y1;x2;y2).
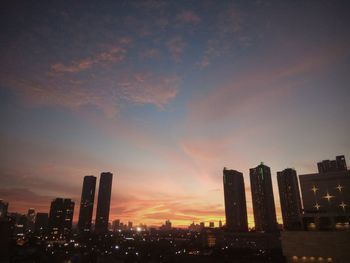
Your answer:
2;155;348;230
1;1;350;228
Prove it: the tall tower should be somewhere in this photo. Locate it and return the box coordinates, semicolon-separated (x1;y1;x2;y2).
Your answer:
49;198;74;236
277;168;302;230
78;175;96;233
223;168;248;232
95;172;113;233
250;163;277;232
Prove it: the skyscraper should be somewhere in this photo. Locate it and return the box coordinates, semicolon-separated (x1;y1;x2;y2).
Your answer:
277;168;302;230
95;172;113;233
49;198;74;236
250;163;277;232
223;168;248;232
78;175;96;233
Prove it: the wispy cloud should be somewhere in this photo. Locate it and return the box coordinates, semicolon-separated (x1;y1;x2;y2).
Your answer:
166;36;186;62
120;72;180;108
51;38;131;73
176;10;201;25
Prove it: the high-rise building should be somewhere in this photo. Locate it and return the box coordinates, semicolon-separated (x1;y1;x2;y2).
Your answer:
223;168;248;232
299;155;350;230
26;208;36;233
0;200;8;219
78;175;96;233
250;163;277;232
95;172;113;233
277;168;302;230
49;198;75;236
35;213;48;235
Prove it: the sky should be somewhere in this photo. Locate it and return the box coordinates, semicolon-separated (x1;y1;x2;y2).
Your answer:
1;0;350;228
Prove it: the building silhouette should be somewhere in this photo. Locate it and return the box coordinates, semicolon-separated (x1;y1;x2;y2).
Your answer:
0;200;8;219
26;208;36;233
49;198;74;236
277;168;302;230
281;156;350;262
223;168;248;232
250;163;277;232
95;172;113;233
78;175;96;233
317;155;347;174
299;155;350;230
35;213;48;235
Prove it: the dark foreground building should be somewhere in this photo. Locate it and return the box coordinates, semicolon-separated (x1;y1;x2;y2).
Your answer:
281;155;350;263
277;168;302;230
78;175;96;233
223;168;248;232
35;212;48;235
49;198;74;236
299;155;350;230
95;172;113;233
250;163;278;232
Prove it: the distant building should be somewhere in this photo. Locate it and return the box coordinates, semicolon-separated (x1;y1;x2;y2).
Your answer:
112;219;120;232
209;222;215;228
189;222;203;231
26;208;36;233
219;220;222;228
223;168;248;232
160;220;172;231
277;168;302;230
95;172;113;233
13;214;27;237
35;213;48;235
128;221;133;229
250;163;278;232
49;198;74;236
0;200;8;219
78;175;96;233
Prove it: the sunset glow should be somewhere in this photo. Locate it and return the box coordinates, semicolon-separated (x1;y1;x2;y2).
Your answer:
1;1;349;229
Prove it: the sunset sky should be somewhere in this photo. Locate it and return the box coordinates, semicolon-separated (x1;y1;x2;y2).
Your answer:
1;0;350;228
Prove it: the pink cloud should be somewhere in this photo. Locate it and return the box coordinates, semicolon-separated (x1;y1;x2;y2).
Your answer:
177;10;201;25
190;43;349;123
166;36;186;62
139;48;161;59
119;72;180;108
51;46;127;73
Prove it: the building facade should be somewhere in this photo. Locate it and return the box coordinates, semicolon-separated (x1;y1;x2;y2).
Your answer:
49;198;75;236
223;168;248;232
250;163;278;232
299;155;350;230
35;212;49;235
95;172;113;233
78;175;96;233
277;168;302;230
